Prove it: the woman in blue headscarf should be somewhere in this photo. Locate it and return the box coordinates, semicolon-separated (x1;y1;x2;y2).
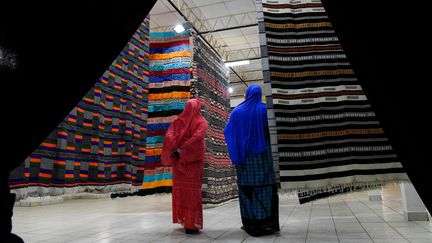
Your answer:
224;84;279;237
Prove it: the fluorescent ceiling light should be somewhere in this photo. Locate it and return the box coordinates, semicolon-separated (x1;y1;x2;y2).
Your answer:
173;24;185;33
228;87;234;93
225;60;250;67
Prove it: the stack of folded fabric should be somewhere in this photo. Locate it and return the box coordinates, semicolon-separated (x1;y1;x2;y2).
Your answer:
190;35;238;204
142;31;191;193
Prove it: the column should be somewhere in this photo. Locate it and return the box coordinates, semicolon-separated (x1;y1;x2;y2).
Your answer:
400;182;430;221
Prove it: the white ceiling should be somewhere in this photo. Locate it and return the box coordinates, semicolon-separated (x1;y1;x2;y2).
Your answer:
149;0;262;99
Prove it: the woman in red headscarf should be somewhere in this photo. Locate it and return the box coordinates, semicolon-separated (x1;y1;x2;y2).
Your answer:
161;98;208;234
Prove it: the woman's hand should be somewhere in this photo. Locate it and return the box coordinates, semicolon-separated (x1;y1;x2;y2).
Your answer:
172;149;180;159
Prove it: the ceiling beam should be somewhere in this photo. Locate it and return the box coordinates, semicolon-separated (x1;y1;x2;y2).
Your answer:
229;78;263;84
200;23;258;34
229;69;262;74
184;10;257;33
226;47;261;61
225;56;262;62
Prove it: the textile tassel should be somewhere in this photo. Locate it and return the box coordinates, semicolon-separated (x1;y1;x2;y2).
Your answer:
277;179;411;203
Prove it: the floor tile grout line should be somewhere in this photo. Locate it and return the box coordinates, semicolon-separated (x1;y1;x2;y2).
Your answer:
211;230;243;242
381;197;432;233
342;197;375;242
210;219;245;242
304;202;313;243
152;205;240;243
413;221;432;233
14;185;432;243
367;197;403;218
272;203;299;243
358;198;410;241
279;203;299;229
150;232;179;243
328;198;341;243
381;198;405;216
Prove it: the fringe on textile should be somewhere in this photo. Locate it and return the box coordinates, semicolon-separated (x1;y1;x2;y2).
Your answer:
12;183;142;202
278;176;410;203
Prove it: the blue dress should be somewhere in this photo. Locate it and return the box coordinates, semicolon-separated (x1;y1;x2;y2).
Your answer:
235;128;280;236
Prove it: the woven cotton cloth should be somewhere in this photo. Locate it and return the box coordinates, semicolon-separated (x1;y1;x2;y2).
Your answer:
9;17;151;199
142;31;191;191
190;34;238;205
256;0;408;203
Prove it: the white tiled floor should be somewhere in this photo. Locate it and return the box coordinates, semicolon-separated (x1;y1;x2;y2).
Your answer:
12;183;432;243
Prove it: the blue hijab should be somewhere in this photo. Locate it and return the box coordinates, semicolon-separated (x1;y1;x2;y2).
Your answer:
224;84;268;165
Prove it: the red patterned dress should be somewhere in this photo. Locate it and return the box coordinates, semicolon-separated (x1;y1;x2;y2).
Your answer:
161;99;208;231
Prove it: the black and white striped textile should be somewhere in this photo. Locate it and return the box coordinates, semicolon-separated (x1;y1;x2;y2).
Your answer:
256;0;408;203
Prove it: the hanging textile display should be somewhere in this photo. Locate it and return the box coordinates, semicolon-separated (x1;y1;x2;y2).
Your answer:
256;0;408;203
142;31;191;192
190;35;238;205
9;17;151;200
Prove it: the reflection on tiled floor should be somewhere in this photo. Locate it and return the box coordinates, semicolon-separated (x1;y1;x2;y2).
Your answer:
12;183;431;243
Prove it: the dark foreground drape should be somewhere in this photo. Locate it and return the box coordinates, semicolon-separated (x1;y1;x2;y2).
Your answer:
321;0;431;212
0;0;157;239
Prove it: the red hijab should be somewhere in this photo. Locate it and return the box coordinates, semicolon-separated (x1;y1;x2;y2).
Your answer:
161;98;207;168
